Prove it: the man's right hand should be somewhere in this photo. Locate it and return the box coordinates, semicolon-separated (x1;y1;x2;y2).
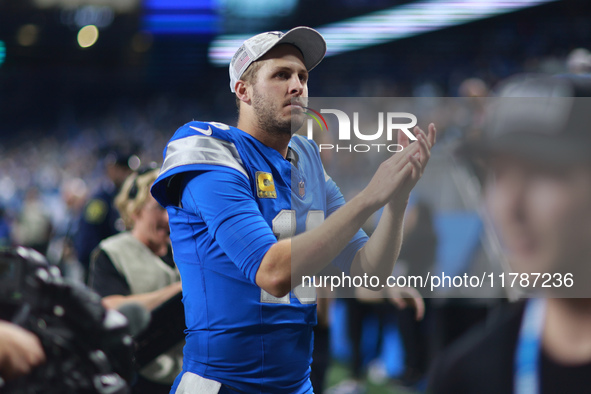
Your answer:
361;124;436;212
0;321;46;381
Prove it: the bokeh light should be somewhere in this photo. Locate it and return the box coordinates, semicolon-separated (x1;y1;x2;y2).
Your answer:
17;24;40;47
77;25;99;48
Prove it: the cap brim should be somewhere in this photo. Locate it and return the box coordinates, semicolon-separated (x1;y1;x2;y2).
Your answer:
272;26;326;72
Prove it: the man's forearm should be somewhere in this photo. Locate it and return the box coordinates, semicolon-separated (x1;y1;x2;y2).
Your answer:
258;190;378;295
350;199;407;283
290;191;376;279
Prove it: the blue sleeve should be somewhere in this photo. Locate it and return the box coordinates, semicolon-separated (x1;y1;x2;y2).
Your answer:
325;174;369;275
180;168;277;284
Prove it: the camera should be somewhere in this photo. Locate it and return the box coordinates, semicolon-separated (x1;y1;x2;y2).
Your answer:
0;247;134;393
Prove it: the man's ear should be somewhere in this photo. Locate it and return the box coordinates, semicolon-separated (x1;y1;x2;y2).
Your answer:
235;80;251;105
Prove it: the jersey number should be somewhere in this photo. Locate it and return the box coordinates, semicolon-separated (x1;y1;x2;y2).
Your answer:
260;210;324;305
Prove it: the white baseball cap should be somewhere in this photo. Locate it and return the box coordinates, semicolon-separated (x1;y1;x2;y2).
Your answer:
229;26;327;92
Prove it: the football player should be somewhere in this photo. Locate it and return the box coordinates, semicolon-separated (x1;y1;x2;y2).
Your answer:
151;26;436;393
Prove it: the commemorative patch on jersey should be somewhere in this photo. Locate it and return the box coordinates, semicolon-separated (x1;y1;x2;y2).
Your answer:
256;171;276;198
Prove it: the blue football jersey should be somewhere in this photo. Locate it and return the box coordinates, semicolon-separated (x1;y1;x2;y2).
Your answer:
152;121;368;393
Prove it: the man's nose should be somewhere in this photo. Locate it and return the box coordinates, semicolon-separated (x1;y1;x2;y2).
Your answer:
289;76;304;95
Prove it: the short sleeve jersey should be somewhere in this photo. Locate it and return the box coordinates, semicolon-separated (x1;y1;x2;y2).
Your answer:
151;121;368;393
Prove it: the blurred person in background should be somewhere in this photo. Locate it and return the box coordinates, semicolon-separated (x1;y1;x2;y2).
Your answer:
12;187;52;255
393;199;437;387
329;286;425;394
88;168;182;394
310;287;332;394
0;207;11;247
418;75;495;368
566;48;591;75
46;177;89;281
429;74;591;393
75;144;136;279
328;202;429;394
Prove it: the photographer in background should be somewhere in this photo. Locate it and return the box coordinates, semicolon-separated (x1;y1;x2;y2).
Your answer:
0;321;45;382
88;167;183;394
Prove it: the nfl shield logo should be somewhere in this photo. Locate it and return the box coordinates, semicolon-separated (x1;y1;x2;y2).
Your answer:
298;180;305;198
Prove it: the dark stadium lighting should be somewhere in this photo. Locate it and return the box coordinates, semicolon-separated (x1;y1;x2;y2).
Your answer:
208;0;558;66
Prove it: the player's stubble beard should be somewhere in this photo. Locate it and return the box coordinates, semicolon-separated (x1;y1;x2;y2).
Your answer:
252;86;304;137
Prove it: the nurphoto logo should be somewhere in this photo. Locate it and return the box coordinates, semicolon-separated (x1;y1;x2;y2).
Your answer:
304;107;418;153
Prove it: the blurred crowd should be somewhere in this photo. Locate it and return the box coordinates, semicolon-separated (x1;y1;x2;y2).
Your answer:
0;96;206;264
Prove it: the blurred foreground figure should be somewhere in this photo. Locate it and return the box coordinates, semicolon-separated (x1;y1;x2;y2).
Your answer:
0;246;134;394
0;320;46;382
429;74;591;394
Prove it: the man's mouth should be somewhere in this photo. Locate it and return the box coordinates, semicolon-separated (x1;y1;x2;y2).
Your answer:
286;98;307;108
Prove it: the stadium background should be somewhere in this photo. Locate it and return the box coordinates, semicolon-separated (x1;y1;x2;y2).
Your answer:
0;0;590;393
